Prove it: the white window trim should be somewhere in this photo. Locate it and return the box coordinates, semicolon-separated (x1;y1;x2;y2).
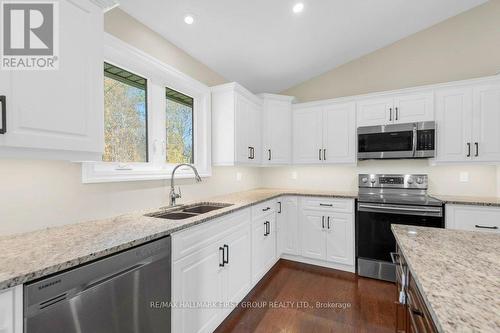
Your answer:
82;33;212;183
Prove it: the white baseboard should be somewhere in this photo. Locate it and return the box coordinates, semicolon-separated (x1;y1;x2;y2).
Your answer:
280;253;355;273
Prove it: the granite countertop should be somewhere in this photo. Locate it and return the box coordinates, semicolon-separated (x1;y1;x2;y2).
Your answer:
433;194;500;207
0;188;357;291
392;225;500;333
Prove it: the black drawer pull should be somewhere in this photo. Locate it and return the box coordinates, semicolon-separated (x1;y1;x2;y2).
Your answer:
277;202;282;214
0;96;5;134
219;247;225;267
319;203;333;207
475;225;498;230
262;207;271;212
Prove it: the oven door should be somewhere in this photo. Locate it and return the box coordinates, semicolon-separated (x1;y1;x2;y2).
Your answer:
358;123;415;159
356;202;443;281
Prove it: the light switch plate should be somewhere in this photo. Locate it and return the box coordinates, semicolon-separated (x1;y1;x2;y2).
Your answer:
291;171;298;180
236;172;242;181
459;172;469;182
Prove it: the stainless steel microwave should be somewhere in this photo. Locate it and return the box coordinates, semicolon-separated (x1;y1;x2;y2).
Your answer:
357;121;435;160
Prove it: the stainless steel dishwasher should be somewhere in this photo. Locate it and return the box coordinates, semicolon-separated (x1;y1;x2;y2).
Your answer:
24;236;171;333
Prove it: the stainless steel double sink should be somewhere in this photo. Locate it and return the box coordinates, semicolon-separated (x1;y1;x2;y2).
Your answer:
145;202;232;220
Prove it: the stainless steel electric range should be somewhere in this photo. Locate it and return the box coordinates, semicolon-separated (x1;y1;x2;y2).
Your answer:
356;174;444;282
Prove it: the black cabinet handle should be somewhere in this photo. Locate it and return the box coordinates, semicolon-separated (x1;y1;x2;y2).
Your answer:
323;149;326;161
319;149;322;161
467;143;471;157
268;149;271;161
264;221;270;236
277;202;282;214
319;203;333;207
248;147;252;159
322;216;325;229
219;246;225;267
0;96;5;134
475;142;479;157
267;221;270;235
475;225;498;230
251;147;255;159
262;207;271;212
327;216;330;229
395;107;399;121
389;108;393;121
223;244;229;264
411;308;424;317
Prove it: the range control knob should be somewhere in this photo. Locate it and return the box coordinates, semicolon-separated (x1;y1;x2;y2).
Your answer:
361;177;368;183
416;177;424;184
407;178;414;184
370;178;376;184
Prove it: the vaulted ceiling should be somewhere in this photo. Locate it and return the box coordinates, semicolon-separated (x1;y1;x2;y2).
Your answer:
119;0;487;93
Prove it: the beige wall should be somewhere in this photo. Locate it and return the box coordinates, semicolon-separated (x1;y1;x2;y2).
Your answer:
0;9;257;236
261;161;497;197
283;1;500;102
104;8;226;87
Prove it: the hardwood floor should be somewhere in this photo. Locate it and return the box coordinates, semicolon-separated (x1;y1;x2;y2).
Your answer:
215;260;397;333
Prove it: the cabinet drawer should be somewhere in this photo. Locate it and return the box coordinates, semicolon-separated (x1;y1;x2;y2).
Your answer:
447;205;500;233
251;200;276;220
407;275;437;333
172;208;250;261
301;197;354;213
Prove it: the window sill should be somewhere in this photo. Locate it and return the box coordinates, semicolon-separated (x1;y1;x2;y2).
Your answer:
81;162;211;184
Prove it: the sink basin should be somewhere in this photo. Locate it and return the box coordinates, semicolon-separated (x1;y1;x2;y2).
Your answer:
148;212;198;220
183;203;232;214
146;202;232;220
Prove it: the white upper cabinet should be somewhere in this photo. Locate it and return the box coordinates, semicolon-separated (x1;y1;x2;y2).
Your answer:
357;92;434;127
356;97;393;126
322;102;356;164
212;83;262;165
292;106;323;164
0;0;105;160
435;87;473;162
472;84;500;162
260;94;294;165
293;102;356;164
436;79;500;163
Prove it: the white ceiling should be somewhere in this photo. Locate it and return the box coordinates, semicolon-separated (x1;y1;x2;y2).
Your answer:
118;0;487;93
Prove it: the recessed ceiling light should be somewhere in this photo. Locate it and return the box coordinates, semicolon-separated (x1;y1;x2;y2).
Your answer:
184;15;194;25
293;3;304;14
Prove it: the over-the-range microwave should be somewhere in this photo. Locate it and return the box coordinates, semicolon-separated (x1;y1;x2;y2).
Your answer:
357;121;435;160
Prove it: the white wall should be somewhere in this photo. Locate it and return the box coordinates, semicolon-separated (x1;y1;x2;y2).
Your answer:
497;166;500;197
261;160;498;197
0;160;260;235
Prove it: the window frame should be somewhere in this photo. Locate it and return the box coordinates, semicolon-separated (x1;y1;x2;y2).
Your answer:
82;33;212;183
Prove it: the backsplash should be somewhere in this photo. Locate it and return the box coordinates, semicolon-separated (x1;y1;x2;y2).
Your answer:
261;159;498;197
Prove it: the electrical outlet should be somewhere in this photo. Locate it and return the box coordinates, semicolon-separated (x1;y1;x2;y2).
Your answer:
291;171;298;180
459;172;469;183
236;172;242;181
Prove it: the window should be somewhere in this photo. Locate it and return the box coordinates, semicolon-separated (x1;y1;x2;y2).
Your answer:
82;34;211;183
166;87;194;164
103;62;148;163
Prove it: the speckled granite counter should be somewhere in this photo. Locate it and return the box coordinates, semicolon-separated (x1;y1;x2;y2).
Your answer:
0;188;357;291
392;225;500;333
433;194;500;207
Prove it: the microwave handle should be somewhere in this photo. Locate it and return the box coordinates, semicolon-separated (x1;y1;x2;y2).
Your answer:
412;124;417;157
0;96;5;134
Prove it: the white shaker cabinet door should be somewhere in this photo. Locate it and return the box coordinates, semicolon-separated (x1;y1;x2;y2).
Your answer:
472;84;500;162
299;209;326;261
325;213;354;266
435;87;473;162
356;97;393;126
262;99;292;165
322;102;356;164
292;107;323;164
0;286;23;333
172;245;224;333
0;0;104;160
393;92;434;124
277;197;299;256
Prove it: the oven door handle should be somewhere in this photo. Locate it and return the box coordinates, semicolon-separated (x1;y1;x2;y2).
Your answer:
357;203;442;217
412;124;417;157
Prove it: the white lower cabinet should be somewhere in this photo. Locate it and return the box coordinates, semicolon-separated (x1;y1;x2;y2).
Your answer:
251;211;277;284
276;197;299;256
172;209;252;333
298;198;355;269
0;285;23;333
446;204;500;233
